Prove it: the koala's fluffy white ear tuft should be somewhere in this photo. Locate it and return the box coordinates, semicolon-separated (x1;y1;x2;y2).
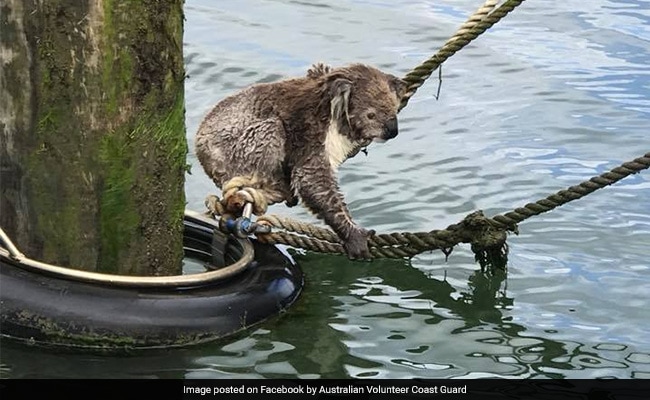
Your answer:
329;78;352;125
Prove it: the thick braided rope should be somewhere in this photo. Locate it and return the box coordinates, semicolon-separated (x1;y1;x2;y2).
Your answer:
489;151;650;228
399;0;526;111
220;176;269;216
255;151;650;259
257;214;340;243
255;212;498;259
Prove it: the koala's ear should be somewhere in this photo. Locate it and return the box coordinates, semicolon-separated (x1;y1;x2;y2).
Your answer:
307;63;332;79
391;76;409;99
328;78;352;123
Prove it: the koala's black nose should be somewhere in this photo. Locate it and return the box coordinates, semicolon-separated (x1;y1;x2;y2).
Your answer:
383;117;398;140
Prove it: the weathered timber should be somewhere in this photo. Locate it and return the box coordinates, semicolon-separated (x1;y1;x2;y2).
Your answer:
0;0;187;275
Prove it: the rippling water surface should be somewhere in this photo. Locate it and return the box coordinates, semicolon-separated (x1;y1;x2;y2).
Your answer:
3;0;649;379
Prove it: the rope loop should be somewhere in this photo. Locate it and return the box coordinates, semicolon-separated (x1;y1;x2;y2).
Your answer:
221;176;269;216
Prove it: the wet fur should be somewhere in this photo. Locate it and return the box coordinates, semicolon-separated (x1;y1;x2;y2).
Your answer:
195;63;407;259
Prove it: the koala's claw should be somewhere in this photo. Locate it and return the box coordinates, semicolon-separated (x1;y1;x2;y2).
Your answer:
344;228;375;261
285;196;299;207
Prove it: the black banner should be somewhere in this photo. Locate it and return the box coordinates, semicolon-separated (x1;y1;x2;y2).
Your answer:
1;379;648;399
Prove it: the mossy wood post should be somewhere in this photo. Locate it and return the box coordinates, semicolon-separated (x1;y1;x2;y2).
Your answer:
0;0;187;275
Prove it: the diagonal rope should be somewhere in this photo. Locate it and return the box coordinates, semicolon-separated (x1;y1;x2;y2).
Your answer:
399;0;526;111
488;152;650;229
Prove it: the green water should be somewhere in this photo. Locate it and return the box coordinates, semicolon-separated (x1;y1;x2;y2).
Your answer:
2;0;649;379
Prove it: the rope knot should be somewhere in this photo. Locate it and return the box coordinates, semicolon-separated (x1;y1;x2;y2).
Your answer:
221;176;269;216
204;176;269;219
455;211;509;271
204;176;272;238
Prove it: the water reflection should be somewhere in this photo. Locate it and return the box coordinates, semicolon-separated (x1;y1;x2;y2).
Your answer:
0;251;647;379
181;253;646;379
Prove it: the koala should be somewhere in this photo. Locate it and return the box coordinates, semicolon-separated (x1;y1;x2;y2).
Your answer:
195;63;407;260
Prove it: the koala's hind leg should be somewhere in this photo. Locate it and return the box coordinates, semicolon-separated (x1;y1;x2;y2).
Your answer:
292;156;374;260
209;118;291;208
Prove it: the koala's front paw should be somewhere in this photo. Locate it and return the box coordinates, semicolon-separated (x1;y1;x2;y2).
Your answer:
344;227;375;261
285;196;299;208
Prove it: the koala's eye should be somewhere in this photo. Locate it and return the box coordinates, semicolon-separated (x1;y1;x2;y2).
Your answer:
367;112;376;120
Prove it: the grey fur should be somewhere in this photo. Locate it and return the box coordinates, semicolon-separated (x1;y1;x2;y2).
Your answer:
195;63;407;259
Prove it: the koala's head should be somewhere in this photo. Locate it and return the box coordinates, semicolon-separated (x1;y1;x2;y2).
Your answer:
313;63;408;147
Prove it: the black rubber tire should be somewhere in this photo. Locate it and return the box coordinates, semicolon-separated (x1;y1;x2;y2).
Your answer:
0;215;303;351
